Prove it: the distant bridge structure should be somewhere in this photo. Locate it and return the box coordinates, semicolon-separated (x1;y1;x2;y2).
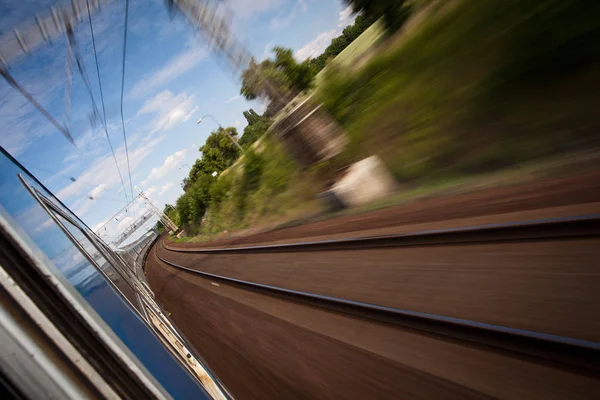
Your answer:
110;209;154;247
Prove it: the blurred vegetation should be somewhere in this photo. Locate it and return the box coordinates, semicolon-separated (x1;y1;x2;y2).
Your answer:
240;47;315;114
176;127;241;233
240;14;382;109
172;10;381;238
239;109;270;149
173;0;600;239
308;15;376;73
320;0;600;181
184;126;241;191
344;0;412;34
178;136;319;236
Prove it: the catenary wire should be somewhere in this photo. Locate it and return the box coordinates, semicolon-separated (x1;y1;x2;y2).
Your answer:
86;0;130;206
119;0;135;206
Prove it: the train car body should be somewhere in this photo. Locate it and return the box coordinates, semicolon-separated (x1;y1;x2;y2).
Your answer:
0;147;230;399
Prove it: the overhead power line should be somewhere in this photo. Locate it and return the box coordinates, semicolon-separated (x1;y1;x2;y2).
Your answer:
120;0;135;204
86;0;129;206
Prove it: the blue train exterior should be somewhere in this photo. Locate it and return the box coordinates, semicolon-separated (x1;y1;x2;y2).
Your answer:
0;147;230;399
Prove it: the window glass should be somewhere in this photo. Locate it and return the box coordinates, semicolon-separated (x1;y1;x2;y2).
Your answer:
0;150;208;399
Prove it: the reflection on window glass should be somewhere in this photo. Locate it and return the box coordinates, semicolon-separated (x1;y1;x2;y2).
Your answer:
1;152;209;398
51;211;138;308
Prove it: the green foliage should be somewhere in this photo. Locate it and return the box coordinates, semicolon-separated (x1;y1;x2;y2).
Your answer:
321;0;600;181
176;135;300;235
487;0;600;87
242;150;265;193
188;137;310;237
343;0;411;34
209;172;231;205
157;205;180;232
239;109;271;149
176;193;192;227
199;127;241;170
272;47;315;92
261;140;296;194
175;126;242;232
187;173;213;224
240;47;316;107
186;127;241;190
240;58;290;105
309;15;376;73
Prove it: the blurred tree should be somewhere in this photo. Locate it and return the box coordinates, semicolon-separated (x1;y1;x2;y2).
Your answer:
243;109;262;125
186;173;213;224
343;0;411;34
240;57;290;112
308;14;375;73
272;47;315;91
176;193;192;227
240;47;316;110
185;127;241;191
239;109;271;149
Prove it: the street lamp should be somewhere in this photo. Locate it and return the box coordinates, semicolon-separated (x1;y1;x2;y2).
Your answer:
179;164;191;171
197;114;244;153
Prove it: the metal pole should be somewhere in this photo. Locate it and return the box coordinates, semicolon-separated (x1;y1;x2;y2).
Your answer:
197;114;244;153
135;187;178;232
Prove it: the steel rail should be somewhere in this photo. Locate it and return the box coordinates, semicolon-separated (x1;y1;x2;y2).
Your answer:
154;245;600;375
163;214;600;254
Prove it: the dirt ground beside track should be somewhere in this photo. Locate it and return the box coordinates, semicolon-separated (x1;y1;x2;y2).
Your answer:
169;170;600;248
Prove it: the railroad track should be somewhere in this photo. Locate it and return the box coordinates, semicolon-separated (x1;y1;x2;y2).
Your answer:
163;214;600;254
154;236;600;376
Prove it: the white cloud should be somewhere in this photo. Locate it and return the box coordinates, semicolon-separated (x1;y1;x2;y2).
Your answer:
295;29;338;60
92;221;106;233
71;197;96;218
256;99;269;114
295;6;357;61
145;187;158;197
158;182;175;196
137;90;197;134
56;134;165;202
129;47;207;98
89;184;108;199
338;5;355;28
269;0;307;30
141;149;187;185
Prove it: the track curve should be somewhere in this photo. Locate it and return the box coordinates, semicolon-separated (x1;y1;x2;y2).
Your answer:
163;215;600;254
148;234;600;399
156;242;600;373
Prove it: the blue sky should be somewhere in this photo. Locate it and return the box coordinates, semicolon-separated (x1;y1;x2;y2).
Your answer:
0;0;355;243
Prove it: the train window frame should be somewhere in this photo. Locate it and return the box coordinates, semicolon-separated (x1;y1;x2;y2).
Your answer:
17;173;230;400
17;173;173;321
16;172;177;399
